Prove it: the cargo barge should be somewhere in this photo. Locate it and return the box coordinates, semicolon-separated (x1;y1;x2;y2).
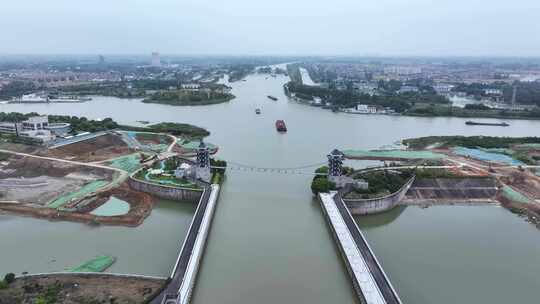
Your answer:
465;121;510;127
275;120;287;132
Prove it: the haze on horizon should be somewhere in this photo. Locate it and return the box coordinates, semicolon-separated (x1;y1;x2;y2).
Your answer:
2;0;539;57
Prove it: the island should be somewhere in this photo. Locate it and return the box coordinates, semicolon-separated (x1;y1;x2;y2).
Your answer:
142;87;235;106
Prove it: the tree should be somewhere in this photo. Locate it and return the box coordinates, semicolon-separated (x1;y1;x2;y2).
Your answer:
311;177;335;195
4;273;15;284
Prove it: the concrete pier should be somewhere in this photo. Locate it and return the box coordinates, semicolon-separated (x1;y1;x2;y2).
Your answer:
319;191;402;304
151;184;220;304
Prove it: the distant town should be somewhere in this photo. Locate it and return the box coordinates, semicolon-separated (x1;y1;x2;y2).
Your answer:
2;55;540;121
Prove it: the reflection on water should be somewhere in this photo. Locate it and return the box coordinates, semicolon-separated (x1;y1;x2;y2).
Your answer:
354;205;407;229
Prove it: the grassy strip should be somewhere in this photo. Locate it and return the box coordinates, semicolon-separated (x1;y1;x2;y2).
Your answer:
404;136;540;150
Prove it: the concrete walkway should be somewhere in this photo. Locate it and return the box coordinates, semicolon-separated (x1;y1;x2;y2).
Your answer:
320;191;402;304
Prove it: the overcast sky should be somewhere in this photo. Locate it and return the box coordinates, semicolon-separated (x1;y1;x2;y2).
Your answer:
1;0;539;56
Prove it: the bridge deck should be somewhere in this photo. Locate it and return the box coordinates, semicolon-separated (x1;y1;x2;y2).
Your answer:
320;192;402;304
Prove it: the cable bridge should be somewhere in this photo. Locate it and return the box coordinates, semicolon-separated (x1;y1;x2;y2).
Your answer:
210;160;328;176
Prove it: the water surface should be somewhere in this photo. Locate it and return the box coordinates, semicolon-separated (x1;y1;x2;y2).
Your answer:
2;70;540;303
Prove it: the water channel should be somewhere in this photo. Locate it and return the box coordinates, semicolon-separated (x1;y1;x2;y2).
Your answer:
1;70;540;303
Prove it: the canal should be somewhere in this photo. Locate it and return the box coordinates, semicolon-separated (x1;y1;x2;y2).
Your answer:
1;70;540;303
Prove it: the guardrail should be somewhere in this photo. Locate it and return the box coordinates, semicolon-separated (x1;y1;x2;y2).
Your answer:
333;190;403;304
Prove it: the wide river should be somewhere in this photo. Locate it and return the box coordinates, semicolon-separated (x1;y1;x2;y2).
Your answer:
1;70;540;303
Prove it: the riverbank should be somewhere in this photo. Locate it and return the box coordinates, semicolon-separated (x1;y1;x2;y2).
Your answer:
0;273;166;304
405;103;540;120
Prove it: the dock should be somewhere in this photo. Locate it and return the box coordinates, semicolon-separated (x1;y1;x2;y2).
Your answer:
319;191;402;304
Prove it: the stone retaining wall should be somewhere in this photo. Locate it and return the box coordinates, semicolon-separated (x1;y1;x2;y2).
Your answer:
128;176;203;203
344;176;415;215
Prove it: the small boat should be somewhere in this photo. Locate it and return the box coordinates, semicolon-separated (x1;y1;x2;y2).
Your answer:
465;121;510;127
267;95;278;101
275;120;287;132
255;108;261;114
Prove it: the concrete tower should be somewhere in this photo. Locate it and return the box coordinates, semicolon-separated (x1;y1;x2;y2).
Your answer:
196;141;211;182
327;149;345;186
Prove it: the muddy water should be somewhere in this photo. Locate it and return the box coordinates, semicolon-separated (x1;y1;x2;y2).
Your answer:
0;200;195;276
357;205;540;304
2;70;540;303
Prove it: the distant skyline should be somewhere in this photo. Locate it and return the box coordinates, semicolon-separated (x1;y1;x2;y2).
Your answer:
2;0;540;57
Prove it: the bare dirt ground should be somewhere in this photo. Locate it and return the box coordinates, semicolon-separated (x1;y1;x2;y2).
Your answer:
135;133;172;146
0;274;166;304
0;141;39;154
0;155;111;205
0;183;155;227
44;134;132;162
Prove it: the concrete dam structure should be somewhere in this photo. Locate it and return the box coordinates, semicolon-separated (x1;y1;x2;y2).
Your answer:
128;175;203;203
319;191;402;304
151;184;221;304
343;177;416;215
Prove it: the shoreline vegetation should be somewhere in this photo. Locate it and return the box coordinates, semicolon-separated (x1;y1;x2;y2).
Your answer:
142;91;235;106
0;111;210;139
403;135;540;150
405;103;540;120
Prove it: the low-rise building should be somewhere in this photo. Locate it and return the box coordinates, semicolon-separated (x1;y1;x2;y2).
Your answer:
181;83;201;91
0;115;70;143
398;86;419;94
484;88;503;96
434;84;454;95
344;104;378;114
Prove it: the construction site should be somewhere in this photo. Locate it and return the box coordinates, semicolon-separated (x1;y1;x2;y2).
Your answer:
0;128;206;227
403;142;540;226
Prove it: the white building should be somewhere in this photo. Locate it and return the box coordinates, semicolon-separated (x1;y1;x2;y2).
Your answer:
151;52;161;67
398;86;419;93
0;115;70;143
344;104;378;114
181;83;201;91
434;84;454;95
174;163;194;179
485;89;503;96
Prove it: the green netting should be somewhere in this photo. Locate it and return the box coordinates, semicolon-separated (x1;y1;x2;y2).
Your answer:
48;180;109;209
90;197;130;216
515;143;540;150
478;148;514;155
68;255;116;272
453;147;523;165
108;153;142;173
502;186;531;205
178;140;217;150
342;149;445;160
